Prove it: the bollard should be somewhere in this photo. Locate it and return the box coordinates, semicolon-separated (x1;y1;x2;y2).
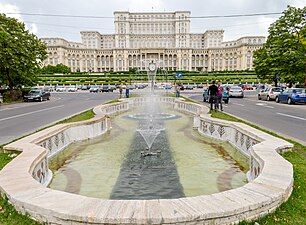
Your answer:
0;93;3;104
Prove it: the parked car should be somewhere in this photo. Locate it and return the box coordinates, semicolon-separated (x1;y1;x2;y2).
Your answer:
203;89;209;102
81;85;88;90
89;85;100;93
203;88;229;104
258;87;282;101
109;85;116;92
196;84;204;89
229;86;244;98
0;93;3;104
24;89;50;102
164;84;172;90
128;85;136;90
137;84;146;89
44;86;54;92
55;86;66;92
256;84;267;92
101;85;113;92
185;85;194;90
242;84;253;90
222;90;229;104
276;88;306;104
67;86;78;92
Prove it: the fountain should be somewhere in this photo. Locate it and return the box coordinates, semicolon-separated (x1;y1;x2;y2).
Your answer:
137;61;164;157
137;119;163;157
48;59;248;201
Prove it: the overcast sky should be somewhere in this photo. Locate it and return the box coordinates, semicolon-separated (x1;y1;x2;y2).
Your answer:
0;0;305;42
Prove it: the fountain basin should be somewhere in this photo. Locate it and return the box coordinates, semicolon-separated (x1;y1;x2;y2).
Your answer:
0;97;293;224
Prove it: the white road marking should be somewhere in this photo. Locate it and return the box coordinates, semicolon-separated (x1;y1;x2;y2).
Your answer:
255;103;274;109
264;105;274;109
0;105;65;122
256;103;266;106
0;97;61;112
277;113;306;121
233;103;245;106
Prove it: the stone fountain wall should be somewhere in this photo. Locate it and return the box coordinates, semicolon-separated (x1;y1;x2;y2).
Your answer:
0;97;294;225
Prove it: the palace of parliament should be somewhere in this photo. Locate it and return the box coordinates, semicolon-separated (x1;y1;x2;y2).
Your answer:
42;11;265;72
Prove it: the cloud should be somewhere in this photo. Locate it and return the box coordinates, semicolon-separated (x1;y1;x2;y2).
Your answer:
1;0;304;41
125;0;166;12
28;23;38;34
0;2;22;20
0;2;38;34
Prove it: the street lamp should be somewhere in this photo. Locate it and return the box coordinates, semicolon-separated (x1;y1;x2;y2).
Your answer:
274;73;279;87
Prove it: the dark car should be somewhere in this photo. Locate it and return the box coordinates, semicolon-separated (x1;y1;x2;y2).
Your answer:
109;85;116;92
101;85;113;92
24;89;50;102
276;88;306;104
137;84;146;89
81;85;88;90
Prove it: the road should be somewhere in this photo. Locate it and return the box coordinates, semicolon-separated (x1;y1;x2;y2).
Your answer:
185;90;306;145
0;92;118;145
1;89;305;146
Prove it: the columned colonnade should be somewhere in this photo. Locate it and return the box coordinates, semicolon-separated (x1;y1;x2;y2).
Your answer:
46;47;255;72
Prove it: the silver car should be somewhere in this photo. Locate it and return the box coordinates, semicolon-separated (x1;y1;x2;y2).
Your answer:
258;87;282;101
229;86;244;98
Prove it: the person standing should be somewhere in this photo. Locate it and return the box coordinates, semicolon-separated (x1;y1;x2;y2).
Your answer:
119;85;123;98
175;84;180;97
125;86;130;98
216;82;224;111
208;81;218;111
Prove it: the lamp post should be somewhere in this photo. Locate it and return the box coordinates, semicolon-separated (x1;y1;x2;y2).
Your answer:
274;73;279;87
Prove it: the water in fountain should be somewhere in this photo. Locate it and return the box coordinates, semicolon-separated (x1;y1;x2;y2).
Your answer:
137;119;164;151
136;61;163;155
49;61;248;200
110;62;186;199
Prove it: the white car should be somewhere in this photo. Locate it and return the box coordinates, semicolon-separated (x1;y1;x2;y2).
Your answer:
55;86;66;92
89;85;100;92
229;86;244;98
67;86;78;92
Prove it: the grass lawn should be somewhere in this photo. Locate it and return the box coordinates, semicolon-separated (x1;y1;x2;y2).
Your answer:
59;109;95;124
104;98;121;104
210;110;306;225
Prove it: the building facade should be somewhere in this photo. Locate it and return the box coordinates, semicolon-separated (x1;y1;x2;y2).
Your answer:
42;11;265;72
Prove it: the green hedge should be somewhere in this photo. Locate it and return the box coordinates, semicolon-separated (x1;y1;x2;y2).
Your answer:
37;73;259;85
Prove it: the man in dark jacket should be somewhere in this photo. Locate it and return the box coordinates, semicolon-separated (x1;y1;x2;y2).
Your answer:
208;81;218;110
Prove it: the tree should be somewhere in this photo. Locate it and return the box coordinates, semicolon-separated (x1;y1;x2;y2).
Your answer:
40;63;71;74
253;6;306;86
0;13;47;90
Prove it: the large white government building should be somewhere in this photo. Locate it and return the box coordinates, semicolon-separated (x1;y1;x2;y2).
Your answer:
42;11;265;72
